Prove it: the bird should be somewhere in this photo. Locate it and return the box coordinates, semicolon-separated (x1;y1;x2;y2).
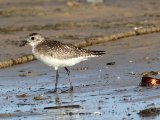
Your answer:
21;33;105;92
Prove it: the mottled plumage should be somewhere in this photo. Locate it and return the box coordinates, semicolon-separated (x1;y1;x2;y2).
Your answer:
35;40;105;60
24;33;105;92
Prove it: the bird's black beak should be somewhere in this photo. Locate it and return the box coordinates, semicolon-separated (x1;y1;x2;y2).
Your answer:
19;40;28;47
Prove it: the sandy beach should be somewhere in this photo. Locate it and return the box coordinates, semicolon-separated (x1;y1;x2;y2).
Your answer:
0;0;160;119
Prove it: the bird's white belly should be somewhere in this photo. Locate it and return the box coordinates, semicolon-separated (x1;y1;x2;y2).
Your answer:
35;54;88;68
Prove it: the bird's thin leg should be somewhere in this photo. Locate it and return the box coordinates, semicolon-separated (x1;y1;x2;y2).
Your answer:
54;70;59;93
64;67;73;91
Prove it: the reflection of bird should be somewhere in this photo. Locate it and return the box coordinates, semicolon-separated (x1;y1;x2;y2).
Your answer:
22;33;105;92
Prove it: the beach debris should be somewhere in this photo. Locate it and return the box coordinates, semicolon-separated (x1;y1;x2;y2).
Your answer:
140;77;160;86
33;96;43;100
16;93;28;98
106;62;115;65
44;105;81;109
93;111;101;116
33;95;49;100
138;107;160;117
142;71;160;76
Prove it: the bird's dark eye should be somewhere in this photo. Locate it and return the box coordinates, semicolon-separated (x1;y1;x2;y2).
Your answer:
30;37;35;40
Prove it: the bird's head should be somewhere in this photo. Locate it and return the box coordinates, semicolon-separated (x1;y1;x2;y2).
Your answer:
19;33;44;47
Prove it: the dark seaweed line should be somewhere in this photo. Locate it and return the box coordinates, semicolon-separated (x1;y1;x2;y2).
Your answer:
0;26;160;69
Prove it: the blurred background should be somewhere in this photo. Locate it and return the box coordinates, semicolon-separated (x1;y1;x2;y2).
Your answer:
0;0;159;61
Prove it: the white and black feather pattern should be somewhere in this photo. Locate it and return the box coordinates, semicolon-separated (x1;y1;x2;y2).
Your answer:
27;33;105;68
35;40;105;60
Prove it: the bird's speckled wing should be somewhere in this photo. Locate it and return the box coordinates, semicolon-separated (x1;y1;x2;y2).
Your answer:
35;40;96;60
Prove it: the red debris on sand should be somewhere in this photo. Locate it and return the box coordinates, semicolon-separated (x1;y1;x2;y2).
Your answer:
140;77;160;87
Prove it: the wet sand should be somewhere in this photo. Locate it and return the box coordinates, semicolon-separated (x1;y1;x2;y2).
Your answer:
0;0;160;120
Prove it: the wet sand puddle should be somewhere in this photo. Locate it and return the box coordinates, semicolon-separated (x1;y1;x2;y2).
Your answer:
1;81;160;120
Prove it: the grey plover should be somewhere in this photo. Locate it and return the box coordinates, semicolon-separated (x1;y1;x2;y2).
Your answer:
22;33;105;92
